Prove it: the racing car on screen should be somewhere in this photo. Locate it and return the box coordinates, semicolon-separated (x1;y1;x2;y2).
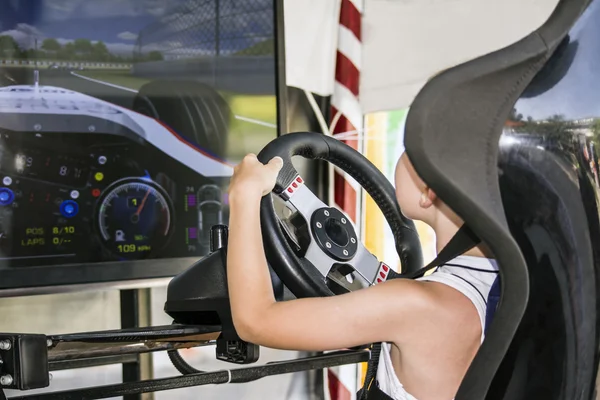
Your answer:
0;83;233;178
0;82;234;264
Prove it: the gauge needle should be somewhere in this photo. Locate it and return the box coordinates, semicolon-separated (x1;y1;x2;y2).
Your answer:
135;189;151;216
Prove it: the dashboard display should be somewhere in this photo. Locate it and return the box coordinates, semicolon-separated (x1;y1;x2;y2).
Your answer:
0;146;90;187
97;178;173;259
0;0;282;281
0;129;234;267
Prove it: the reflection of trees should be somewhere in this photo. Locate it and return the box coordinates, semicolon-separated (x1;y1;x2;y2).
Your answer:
506;111;600;187
591;119;600;144
511;113;573;137
508;113;600;166
0;35;161;63
508;108;523;122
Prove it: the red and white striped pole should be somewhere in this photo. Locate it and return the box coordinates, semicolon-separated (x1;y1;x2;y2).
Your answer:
330;0;363;230
327;0;364;398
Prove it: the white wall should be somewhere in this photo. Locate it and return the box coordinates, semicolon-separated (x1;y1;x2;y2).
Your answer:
0;290;123;398
360;0;561;113
0;287;308;399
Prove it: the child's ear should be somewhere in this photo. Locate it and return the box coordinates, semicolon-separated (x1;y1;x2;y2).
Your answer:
419;188;437;208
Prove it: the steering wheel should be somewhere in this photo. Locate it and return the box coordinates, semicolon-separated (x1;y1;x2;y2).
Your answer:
257;132;423;298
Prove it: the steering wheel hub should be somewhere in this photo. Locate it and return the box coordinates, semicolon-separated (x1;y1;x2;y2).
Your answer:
310;207;358;261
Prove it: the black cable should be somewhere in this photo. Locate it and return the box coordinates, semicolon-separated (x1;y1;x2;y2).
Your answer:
166;320;204;375
358;343;382;400
167;349;204;375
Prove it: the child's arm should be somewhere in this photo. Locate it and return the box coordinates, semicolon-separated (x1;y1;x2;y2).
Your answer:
226;155;431;352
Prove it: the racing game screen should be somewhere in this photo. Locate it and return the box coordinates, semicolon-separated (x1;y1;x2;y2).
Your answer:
0;0;280;269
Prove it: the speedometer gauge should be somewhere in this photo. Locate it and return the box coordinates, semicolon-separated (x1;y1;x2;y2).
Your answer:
97;178;173;259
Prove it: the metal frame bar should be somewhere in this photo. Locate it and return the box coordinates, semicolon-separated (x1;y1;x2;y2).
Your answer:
7;350;369;400
120;290;142;400
49;355;139;372
48;339;214;362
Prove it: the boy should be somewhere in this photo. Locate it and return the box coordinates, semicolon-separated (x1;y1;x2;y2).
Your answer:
226;152;498;400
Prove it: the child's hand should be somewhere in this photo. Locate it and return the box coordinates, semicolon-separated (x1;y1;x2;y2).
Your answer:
229;154;284;197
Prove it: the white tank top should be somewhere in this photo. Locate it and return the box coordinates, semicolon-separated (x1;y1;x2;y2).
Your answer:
375;255;500;400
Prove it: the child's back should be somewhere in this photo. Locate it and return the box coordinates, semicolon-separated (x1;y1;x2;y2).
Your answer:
373;255;498;399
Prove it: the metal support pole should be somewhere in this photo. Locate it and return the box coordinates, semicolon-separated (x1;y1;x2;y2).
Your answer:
120;289;154;400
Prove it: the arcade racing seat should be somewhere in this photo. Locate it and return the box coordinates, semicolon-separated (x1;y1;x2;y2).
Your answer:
400;0;600;398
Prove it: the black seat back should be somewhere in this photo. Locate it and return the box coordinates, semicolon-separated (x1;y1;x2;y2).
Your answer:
487;2;600;396
491;133;599;399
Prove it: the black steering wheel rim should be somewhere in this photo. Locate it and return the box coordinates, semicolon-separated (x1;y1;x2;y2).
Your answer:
257;132;423;298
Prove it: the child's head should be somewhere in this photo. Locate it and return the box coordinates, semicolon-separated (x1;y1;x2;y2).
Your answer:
394;153;463;230
392;128;490;257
